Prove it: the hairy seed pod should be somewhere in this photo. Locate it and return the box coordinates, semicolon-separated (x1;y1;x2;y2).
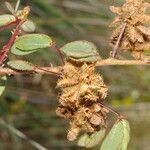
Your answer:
110;0;150;61
56;61;108;140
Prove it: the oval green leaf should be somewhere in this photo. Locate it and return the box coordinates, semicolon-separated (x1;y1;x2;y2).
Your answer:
0;14;16;27
100;119;130;150
71;55;101;62
0;76;7;96
60;40;101;62
11;44;38;56
78;129;106;148
7;60;35;71
21;20;36;32
12;34;53;51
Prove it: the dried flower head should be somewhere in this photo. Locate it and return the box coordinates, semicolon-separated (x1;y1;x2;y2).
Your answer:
56;61;108;141
110;0;150;61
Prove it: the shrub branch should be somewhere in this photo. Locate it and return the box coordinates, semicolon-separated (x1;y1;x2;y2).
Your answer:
96;58;150;66
0;66;62;75
0;19;20;33
0;59;148;75
0;19;24;66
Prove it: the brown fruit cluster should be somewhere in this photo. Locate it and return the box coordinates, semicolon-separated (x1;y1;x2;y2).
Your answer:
110;0;150;60
56;61;108;141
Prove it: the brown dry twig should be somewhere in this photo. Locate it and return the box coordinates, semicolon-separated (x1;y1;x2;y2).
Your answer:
96;58;150;66
0;59;149;75
111;23;127;58
0;66;62;75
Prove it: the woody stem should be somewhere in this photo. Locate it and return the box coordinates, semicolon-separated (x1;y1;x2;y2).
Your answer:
0;19;20;33
0;20;24;66
99;103;122;118
111;23;127;58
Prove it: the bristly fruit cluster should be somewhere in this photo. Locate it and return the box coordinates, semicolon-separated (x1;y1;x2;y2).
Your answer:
1;0;147;149
110;0;150;61
56;61;108;141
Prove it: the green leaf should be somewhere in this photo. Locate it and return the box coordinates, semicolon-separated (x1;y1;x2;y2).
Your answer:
100;119;130;150
0;14;16;27
60;40;101;62
7;60;35;71
21;20;36;32
78;129;106;148
71;55;101;62
0;76;7;96
11;34;53;55
11;45;38;56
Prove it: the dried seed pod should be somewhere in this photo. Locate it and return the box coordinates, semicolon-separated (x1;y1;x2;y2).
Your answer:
91;103;102;112
56;107;72;119
56;60;108;141
89;114;103;126
110;0;150;61
67;125;80;141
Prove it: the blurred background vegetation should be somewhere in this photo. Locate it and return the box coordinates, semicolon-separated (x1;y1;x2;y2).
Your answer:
0;0;150;149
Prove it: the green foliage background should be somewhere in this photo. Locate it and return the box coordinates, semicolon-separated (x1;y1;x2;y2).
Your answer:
0;0;150;149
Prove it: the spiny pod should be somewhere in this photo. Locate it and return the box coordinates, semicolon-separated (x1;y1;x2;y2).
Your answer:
110;0;150;61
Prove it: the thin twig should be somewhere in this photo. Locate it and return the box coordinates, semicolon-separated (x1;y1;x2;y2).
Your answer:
99;103;122;118
0;118;47;150
0;19;20;33
111;23;127;58
0;66;62;75
0;20;24;66
0;58;149;75
34;66;62;75
96;58;150;66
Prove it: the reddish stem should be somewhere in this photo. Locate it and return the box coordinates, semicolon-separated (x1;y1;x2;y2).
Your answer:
0;66;62;75
34;65;62;76
0;19;20;34
0;20;24;66
111;23;127;58
51;42;65;65
99;103;122;119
